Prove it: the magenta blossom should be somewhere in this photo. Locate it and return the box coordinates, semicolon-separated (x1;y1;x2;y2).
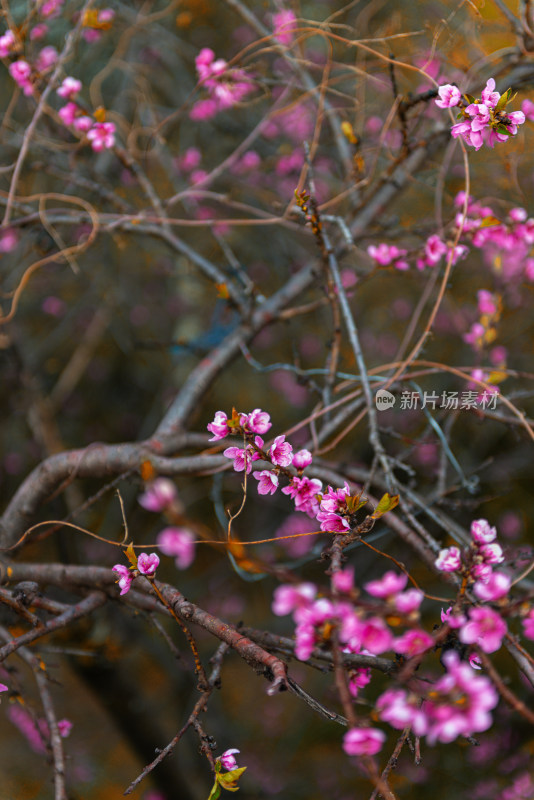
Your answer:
157;527;196;569
282;475;322;517
139;478;177;512
269;434;293;467
87;122;116;152
57;76;82;99
332;566;355;594
395;589;424;615
364;571;407;598
522;609;534;640
218;748;240;771
272;10;297;45
315;510;350;533
459;606;507;653
435;546;462;572
254;469;279;495
292;449;313;470
394;629;434;657
272;583;316;616
474;570;511;602
343;727;385;756
435;84;462;108
0;683;8;695
57;719;72;737
207;410;229;441
137;552;160;576
243;408;272;434
112;564;133;595
377;688;427;734
0;29;16;58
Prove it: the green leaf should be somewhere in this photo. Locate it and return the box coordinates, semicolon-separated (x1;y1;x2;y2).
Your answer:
494;91;510;112
207;780;222;800
496;123;511;135
464;93;476;104
370;493;399;519
346;492;367;514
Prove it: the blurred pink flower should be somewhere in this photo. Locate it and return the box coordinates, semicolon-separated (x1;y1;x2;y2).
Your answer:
157;527;196;569
343;727;385;756
139;478;177;512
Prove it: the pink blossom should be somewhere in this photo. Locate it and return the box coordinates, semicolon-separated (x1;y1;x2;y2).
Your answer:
139;478;177;512
477;289;497;315
9;60;33;95
424;234;448;265
87;122;116;152
521;98;534;121
360;617;394;654
292;449;313;470
364;571;407;598
7;705;47;753
0;229;18;253
348;667;371;697
471;519;497;544
112;564;133;595
440;607;467;627
58;102;78;126
157;527;196;569
57;719;72;737
394;629;434;657
223;445;252;473
243;408;272;434
478;542;504;565
272;9;297;45
73;115;92;132
175;147;201;172
269;434;293;467
435;84;462;108
367;243;407;266
137;552;160;576
57;76;82;99
254;469;279;495
343;727;385;756
218;748;240;770
481;78;500;108
0;29;16;58
522;609;534;640
40;0;64;19
272;583;316;616
435;546;462;572
316;510;350;533
459;606;507;653
30;24;48;41
424;651;498;743
332;566;354;594
190;98;219;121
35;45;58;72
377;688;427;733
282;476;322;517
473;572;511;601
207;410;230;441
395;589;424;615
0;683;8;694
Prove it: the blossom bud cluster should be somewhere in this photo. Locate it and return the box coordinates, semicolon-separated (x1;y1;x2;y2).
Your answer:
55;77;116;151
190;48;254;121
436;79;525;150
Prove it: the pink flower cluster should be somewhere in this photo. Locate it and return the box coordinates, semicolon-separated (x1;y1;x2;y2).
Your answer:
113;551;160;595
435;79;526;150
0;29;16;58
190;48;254;121
272;569;428;664
435;518;510;604
367;234;466;273
55;77;115;150
377;651;498;744
272;10;297;46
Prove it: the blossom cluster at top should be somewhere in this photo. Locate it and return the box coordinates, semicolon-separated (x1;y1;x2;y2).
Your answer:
435;79;525;151
190;48;255;121
1;7;116;152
